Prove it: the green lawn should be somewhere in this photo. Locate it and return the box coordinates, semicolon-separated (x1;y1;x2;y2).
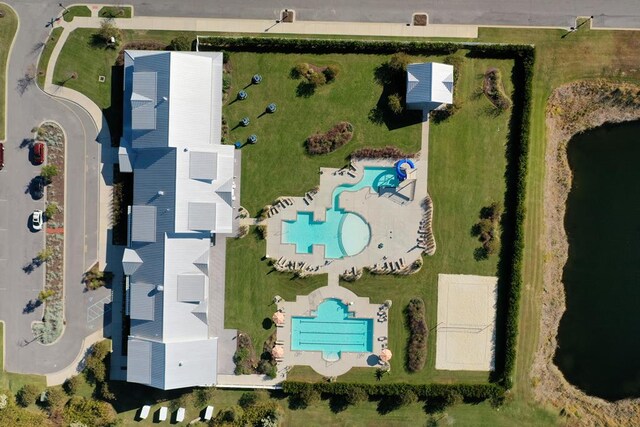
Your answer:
225;52;426;214
0;322;47;393
62;5;91;22
225;54;513;385
0;3;18;141
36;27;63;88
98;6;132;18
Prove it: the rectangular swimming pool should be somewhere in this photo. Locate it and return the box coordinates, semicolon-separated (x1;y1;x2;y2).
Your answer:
291;298;373;360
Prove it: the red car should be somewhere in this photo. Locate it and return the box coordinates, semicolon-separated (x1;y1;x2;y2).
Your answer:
0;143;4;170
33;142;45;165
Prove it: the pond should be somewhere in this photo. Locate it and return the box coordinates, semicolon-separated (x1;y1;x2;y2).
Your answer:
554;120;640;401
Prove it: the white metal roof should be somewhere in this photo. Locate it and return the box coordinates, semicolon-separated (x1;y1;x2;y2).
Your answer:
406;62;454;107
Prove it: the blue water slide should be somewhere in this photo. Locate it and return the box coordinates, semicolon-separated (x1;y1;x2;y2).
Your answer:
395;159;415;181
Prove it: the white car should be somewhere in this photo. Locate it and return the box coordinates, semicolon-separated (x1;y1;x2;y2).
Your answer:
32;210;43;231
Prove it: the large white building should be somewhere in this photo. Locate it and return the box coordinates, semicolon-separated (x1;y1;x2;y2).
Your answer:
120;50;238;390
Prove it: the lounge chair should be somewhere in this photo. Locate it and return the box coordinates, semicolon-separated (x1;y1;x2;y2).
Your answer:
159;406;168;421
139;405;151;420
176;407;185;422
204;406;214;421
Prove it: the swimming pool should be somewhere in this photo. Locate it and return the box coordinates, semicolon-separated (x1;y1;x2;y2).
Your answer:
291;298;373;361
282;167;398;259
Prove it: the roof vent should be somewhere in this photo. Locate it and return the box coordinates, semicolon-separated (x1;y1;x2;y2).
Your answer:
156;284;164;292
157;190;165;196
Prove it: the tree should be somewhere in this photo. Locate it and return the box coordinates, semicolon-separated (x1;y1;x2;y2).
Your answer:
239;391;260;409
97;19;121;47
40;165;58;181
45;202;59;219
45;387;66;410
169;36;192;51
63;376;81;395
388;93;403;115
345;387;368;405
398;390;418;407
297;387;320;408
323;65;340;82
36;248;53;263
16;384;39;407
193;387;216;407
389;52;411;73
63;396;116;427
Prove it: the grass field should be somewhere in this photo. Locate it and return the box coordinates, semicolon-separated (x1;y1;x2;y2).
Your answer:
36;27;63;88
224;53;513;385
0;322;47;393
62;5;91;22
99;6;132;18
0;3;18;141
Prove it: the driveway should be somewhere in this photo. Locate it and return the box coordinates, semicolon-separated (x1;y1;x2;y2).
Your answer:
0;1;106;375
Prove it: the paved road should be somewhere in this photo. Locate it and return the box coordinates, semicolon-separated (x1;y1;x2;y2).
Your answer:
0;1;106;375
125;0;640;28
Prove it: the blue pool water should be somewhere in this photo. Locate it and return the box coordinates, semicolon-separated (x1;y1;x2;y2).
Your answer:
282;167;398;259
291;298;374;360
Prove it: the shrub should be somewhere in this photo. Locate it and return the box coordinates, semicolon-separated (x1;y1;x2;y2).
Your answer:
474;202;502;258
115;40;170;65
45;387;66;409
16;384;39;407
194;387;216;407
63;376;81;395
305;122;354;155
84;341;110;384
350;146;415;160
323;64;340;82
388;52;411;73
233;333;258;375
41;165;58;181
82;264;113;291
169;35;192;51
295;387;320;408
45;202;59;219
63;396;116;427
388;93;403;115
483;68;512;112
239;391;262;409
405;298;428;372
430;102;461;123
307;70;327;87
399;390;418;407
37;289;55;301
217;405;244;423
345;386;368;405
237;225;249;238
256;225;267;239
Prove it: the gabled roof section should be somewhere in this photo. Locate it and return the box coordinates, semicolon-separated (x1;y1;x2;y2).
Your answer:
189;151;217;181
193;250;209;275
177;273;206;303
131;71;158;130
406;62;454;108
122;248;143;275
130;205;157;243
188;202;216;231
130;283;157;321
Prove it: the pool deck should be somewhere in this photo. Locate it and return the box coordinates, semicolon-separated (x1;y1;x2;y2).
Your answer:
265;158;428;277
275;282;389;377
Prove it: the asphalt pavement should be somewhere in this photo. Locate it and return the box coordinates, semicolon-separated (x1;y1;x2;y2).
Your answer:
0;1;106;375
127;0;640;28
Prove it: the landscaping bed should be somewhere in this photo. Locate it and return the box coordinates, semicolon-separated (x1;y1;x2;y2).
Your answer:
32;122;66;344
0;3;18;140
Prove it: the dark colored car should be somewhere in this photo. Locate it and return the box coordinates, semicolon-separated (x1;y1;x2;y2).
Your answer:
0;142;4;169
32;176;45;200
33;142;45;165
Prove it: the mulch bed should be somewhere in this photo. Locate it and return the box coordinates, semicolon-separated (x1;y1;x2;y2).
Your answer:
413;14;427;26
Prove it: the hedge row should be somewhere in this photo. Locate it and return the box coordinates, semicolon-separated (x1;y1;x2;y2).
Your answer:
405;298;428;372
282;381;503;401
198;36;459;55
197;36;534;390
499;48;535;390
350;146;416;160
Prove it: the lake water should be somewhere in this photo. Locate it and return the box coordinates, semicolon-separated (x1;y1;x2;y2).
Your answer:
554;120;640;401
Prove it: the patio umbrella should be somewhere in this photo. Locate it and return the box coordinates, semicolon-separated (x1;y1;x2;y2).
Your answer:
272;311;285;325
379;348;392;362
272;345;284;358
